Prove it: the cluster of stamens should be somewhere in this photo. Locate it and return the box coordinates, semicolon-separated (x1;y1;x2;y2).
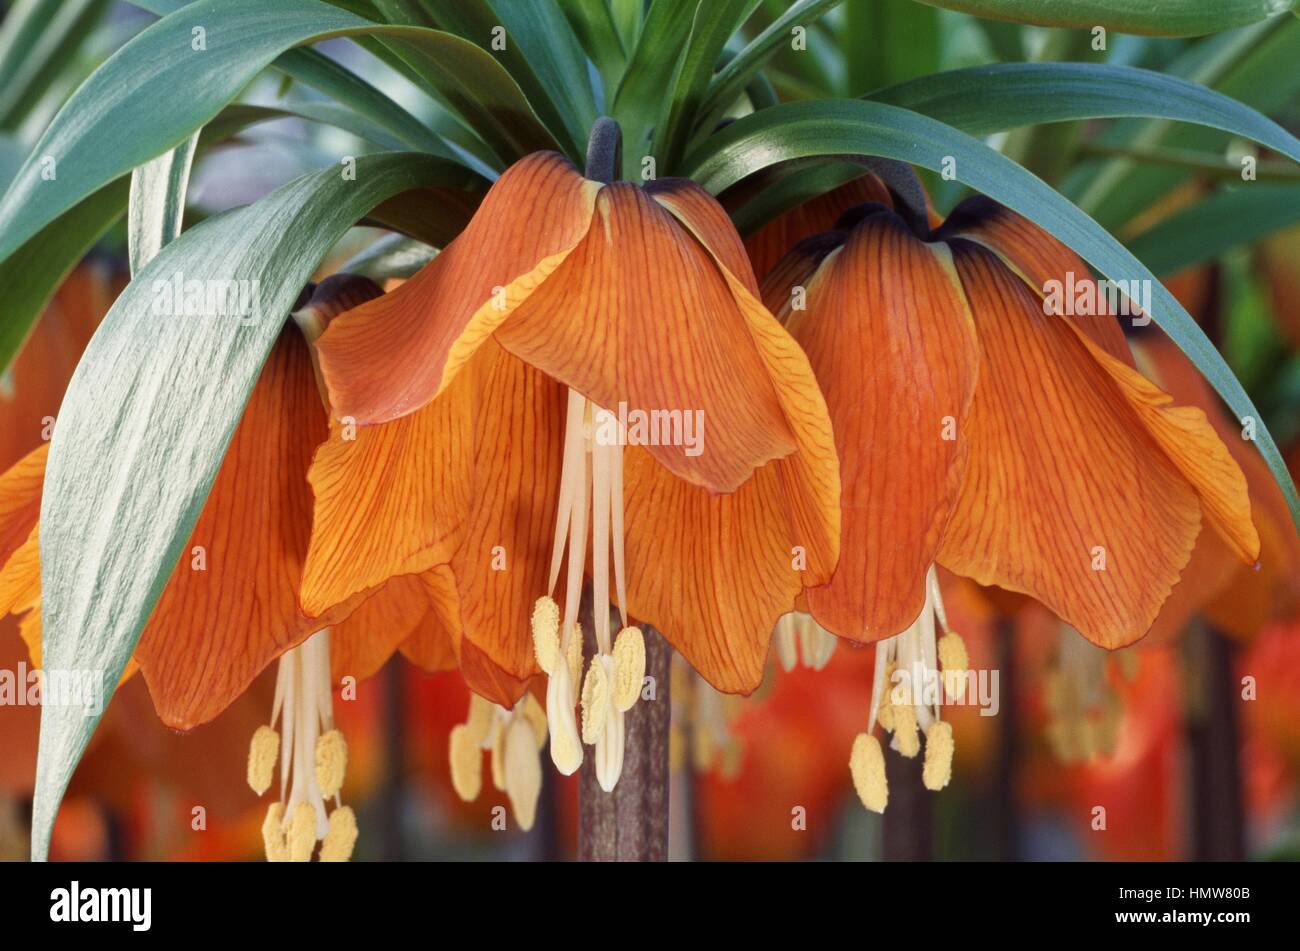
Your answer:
774;611;838;672
849;566;966;813
246;629;356;861
1044;625;1131;762
530;390;646;790
668;656;744;779
448;692;548;829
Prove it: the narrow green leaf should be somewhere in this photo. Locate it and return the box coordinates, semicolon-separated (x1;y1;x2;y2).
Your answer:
680;98;1300;535
340;232;438;279
911;0;1297;37
843;0;940;95
418;0;598;157
655;0;762;171
869;63;1300;166
611;0;698;168
0;0;546;267
0;0;109;129
127;133;199;277
695;0;843;138
0;179;126;376
1127;184;1300;276
32;152;481;860
558;0;628;101
130;0;467;160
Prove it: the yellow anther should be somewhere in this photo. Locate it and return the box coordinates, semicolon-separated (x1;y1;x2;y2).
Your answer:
566;621;584;689
448;723;483;802
850;733;888;813
938;631;968;675
246;725;279;796
319;806;358;862
261;802;288;862
521;693;548;746
612;626;645;712
314;729;348;800
581;657;611;745
531;597;561;675
503;717;542;831
922;721;954;791
878;662;897;731
893;702;920;758
287;802;317;862
465;693;494;745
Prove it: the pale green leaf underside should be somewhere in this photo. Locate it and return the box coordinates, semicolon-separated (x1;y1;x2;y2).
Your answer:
33;152;481;860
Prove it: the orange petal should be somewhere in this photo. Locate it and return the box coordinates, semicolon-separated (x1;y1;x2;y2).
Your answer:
742;175;892;283
133;329;328;730
775;211;979;641
316;152;598;423
941;197;1134;364
300;379;472;617
495;182;798;493
398;565;462;674
937;242;1204;649
0;445;46;585
442;343;566;704
647;178;762;293
1070;328;1258;567
620;254;842;694
0;265;105;472
329;574;436;684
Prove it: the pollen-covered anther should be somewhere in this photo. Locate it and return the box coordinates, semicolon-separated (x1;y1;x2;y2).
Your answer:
892;701;920;758
581;656;611;745
531;596;561;675
319;806;358;862
449;723;483;802
262;802;288;862
612;626;645;712
287;802;318;863
938;631;968;675
246;725;279;796
315;729;348;799
850;733;888;813
922;721;954;791
877;662;897;732
566;623;583;690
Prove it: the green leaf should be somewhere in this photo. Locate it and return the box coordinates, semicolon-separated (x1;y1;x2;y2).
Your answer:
0;179;126;376
0;0;109;130
843;0;940;95
0;0;545;267
32;152;480;861
695;0;843;138
127;133;199;277
655;0;762;172
340;231;438;279
869;63;1300;166
680;98;1300;535
611;0;698;168
417;0;598;157
558;0;628;101
1127;184;1300;276
909;0;1297;37
130;0;467;160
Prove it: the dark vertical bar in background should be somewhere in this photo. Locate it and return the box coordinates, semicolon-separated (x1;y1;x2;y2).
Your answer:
1187;622;1246;861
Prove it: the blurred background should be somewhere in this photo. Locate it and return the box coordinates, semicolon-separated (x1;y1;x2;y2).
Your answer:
1;0;1298;861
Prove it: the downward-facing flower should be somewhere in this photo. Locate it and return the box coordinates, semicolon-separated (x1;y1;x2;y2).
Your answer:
761;192;1260;809
0;277;460;862
301;147;840;791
